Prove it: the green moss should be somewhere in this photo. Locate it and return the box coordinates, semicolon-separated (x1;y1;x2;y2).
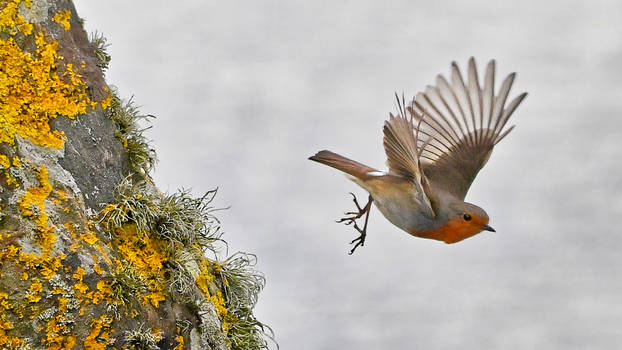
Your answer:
218;253;276;350
124;324;163;350
98;178;278;349
108;264;149;318
88;30;111;72
105;90;157;176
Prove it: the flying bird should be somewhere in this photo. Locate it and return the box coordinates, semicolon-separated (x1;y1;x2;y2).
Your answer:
309;58;527;254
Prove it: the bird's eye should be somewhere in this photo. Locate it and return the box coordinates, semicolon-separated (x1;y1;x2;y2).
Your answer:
463;213;472;221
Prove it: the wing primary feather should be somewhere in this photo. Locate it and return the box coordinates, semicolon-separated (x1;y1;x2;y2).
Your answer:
422;87;464;143
450;62;476;147
416;91;462;146
407;59;525;200
493;92;527;143
468;57;484;145
441;72;473;147
489;72;516;139
482;60;496;142
493;125;515;145
465;58;481;145
410;101;459;149
435;76;469;143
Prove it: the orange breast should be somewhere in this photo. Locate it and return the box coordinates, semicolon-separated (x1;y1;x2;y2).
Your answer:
415;218;483;244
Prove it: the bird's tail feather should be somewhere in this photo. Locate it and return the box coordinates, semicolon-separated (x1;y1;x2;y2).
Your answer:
309;150;376;180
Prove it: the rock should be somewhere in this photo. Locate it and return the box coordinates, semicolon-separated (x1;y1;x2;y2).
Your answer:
0;1;273;349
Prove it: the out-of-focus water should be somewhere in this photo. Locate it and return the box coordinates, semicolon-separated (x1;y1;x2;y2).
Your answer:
76;1;622;348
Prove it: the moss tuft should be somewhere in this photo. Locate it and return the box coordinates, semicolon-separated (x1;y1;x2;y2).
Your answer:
98;177;277;349
124;324;163;350
154;188;224;251
88;30;111;72
105;90;157;175
218;253;276;350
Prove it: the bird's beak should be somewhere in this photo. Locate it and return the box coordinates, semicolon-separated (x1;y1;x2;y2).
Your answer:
482;224;496;232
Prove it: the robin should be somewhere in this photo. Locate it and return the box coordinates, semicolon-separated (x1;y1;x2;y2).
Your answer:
309;58;527;254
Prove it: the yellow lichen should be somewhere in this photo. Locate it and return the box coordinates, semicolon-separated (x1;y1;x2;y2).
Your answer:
80;231;99;245
72;266;89;296
18;250;65;279
196;267;213;296
51;9;71;31
44;296;76;350
209;291;228;318
100;93;112;109
0;0;33;35
91;253;103;275
17;166;52;227
88;280;112;305
55;189;67;200
0;3;94;149
0;320;24;348
0;291;10;309
11;156;21;168
196;260;231;333
111;224;167;308
84;315;112;350
0;155;9;168
174;328;184;350
26;277;42;303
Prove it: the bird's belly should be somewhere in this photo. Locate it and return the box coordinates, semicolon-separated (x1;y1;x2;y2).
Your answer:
371;193;430;234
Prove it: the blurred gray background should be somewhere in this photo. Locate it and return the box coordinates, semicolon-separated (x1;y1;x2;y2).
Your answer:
75;1;622;349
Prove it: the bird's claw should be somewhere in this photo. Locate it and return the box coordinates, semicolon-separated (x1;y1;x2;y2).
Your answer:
348;229;366;255
336;193;372;255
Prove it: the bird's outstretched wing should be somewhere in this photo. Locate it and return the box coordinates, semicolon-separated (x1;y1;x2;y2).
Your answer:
383;98;435;217
408;58;527;200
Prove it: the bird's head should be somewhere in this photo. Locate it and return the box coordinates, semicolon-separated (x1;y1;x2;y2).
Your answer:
439;202;495;243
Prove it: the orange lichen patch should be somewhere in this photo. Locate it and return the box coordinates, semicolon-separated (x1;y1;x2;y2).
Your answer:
93;244;112;266
11;156;21;168
196;260;231;334
0;291;10;309
0;154;18;186
51;9;71;31
0;0;33;35
17;166;60;255
196;264;215;296
80;231;99;245
88;280;112;305
55;189;67;200
37;225;57;256
91;253;103;275
0;155;9;168
18;250;65;280
72;266;89;296
111;224;167;308
145;291;165;308
0;244;19;261
100;93;112;110
17;166;52;228
113;224;166;276
84;315;113;350
209;291;228;318
0;3;94;148
64;222;89;252
44;296;76;350
174;328;184;350
0;320;24;348
151;328;164;342
25;277;43;303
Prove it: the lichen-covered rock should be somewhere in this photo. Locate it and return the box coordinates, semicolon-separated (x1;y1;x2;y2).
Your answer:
0;1;273;349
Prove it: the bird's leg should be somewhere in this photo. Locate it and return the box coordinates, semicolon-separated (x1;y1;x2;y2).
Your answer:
336;193;373;254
